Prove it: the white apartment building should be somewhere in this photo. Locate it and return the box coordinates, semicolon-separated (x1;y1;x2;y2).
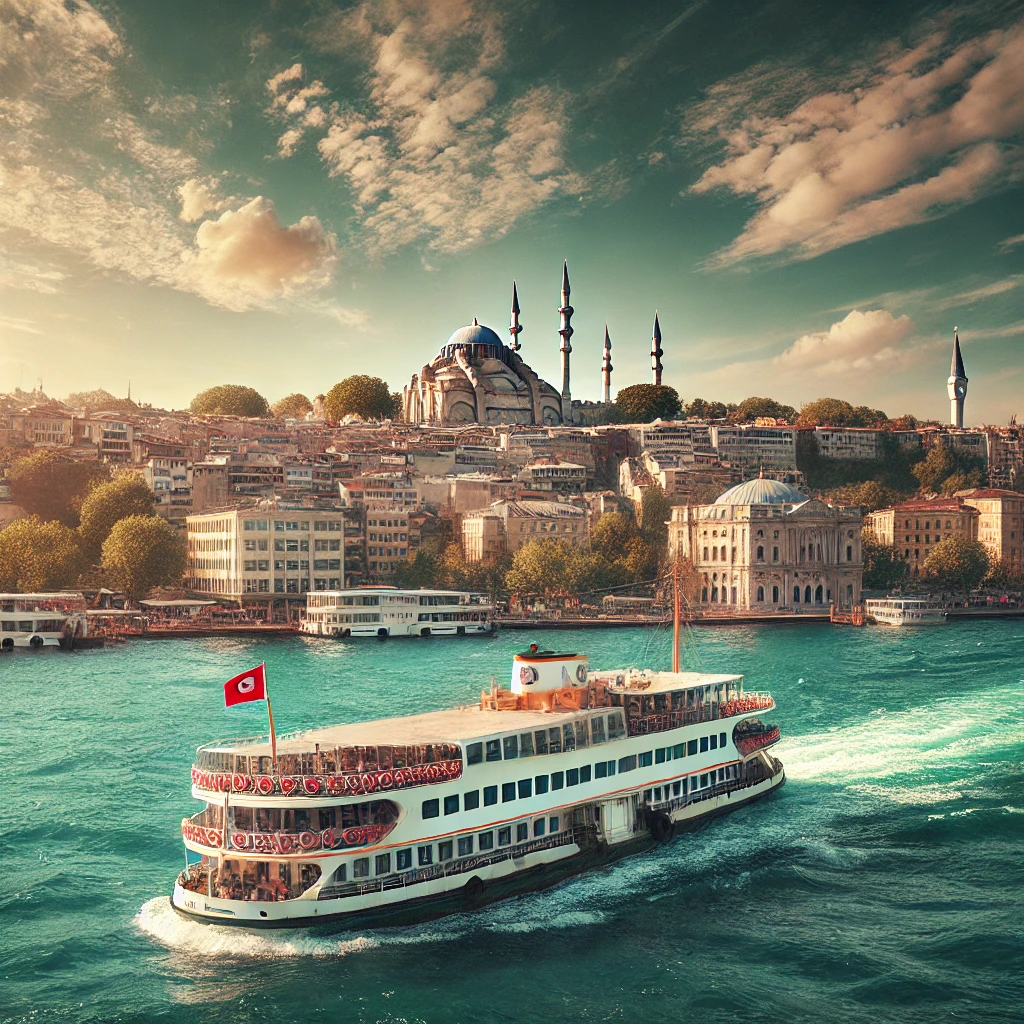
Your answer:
141;458;193;521
338;472;421;510
710;425;797;473
462;499;588;563
185;507;345;613
812;427;883;461
366;507;410;576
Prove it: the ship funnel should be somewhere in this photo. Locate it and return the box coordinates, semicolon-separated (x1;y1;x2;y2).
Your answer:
511;648;589;693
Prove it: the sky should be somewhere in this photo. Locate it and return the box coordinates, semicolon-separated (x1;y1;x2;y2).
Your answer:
1;0;1023;425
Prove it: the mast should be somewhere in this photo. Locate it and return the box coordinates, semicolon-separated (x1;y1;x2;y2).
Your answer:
672;558;681;673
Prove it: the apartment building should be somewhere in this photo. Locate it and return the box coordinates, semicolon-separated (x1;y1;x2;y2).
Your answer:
338;471;421;510
520;458;587;493
141;458;193;521
462;499;588;563
958;488;1024;570
710;425;797;473
185;506;345;614
864;497;979;577
366;507;410;576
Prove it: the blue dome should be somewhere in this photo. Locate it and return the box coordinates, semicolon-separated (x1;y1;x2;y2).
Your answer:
444;322;504;350
714;478;807;505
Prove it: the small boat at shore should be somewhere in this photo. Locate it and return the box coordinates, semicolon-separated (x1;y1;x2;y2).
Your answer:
171;644;784;929
0;593;89;650
865;598;949;626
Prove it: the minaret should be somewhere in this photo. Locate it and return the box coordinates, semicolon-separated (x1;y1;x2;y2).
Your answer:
651;312;663;385
947;326;967;429
558;260;573;423
601;325;613;403
509;281;523;352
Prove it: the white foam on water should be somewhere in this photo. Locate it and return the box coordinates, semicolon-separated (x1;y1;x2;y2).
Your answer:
488;909;606;934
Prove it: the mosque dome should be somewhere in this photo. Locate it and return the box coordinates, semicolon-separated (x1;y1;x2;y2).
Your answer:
442;319;504;352
714;477;807;505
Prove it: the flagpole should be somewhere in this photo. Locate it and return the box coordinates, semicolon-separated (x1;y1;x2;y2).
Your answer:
264;663;278;768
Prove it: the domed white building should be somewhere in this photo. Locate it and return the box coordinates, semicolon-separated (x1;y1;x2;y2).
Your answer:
669;475;864;613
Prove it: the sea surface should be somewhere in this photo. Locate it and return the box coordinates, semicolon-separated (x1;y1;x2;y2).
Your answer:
2;622;1023;1024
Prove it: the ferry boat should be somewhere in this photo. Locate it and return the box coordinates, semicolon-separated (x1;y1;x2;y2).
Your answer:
0;593;89;650
865;598;949;626
172;651;784;929
300;588;494;639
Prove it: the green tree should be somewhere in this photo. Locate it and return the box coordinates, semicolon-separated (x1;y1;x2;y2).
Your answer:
618;535;659;584
189;385;270;417
797;398;887;427
639;483;671;550
912;445;986;495
392;550;438;589
78;474;156;559
64;389;138;414
101;515;186;603
323;376;398;422
824;480;906;512
8;451;109;526
922;535;989;591
613;384;681;423
733;397;797;423
684;398;727;420
505;540;571;596
0;516;87;591
272;393;314;419
591;512;639;560
862;537;910;590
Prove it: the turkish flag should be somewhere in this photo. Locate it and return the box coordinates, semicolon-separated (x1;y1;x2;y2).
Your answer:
224;664;267;707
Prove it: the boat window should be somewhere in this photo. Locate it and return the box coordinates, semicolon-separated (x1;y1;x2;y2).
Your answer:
464;790;480;810
700;737;709;753
466;742;483;765
375;853;391;875
574;721;589;749
422;799;439;819
720;732;727;746
503;736;518;760
709;735;718;750
329;863;347;884
497;827;512;846
551;771;564;790
519;733;535;757
607;712;626;740
655;748;666;764
548;728;562;755
518;778;532;799
640;751;653;767
501;782;516;802
688;739;698;755
438;840;453;862
534;818;545;837
516;823;529;843
534;730;548;755
618;755;637;773
485;739;502;762
353;858;369;878
673;781;682;796
595;761;607;779
563;724;575;752
580;765;592;783
484;786;497;806
549;816;559;834
458;836;473;856
700;773;709;787
478;831;494;851
535;774;549;794
674;743;686;758
397;849;412;871
444;794;459;815
417;846;433;866
590;717;606;744
566;768;579;786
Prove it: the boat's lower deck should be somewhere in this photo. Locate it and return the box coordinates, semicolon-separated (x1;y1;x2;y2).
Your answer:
171;761;785;930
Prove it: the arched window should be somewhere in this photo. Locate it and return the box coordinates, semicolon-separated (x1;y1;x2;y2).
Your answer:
846;544;853;561
757;545;765;561
815;584;823;604
793;586;800;603
712;547;718;561
757;585;765;602
721;545;727;561
711;586;719;602
772;585;779;603
804;585;812;604
701;588;708;602
772;546;779;562
703;547;709;560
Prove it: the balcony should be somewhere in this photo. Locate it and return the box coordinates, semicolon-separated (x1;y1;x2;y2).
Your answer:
626;692;774;738
734;724;781;757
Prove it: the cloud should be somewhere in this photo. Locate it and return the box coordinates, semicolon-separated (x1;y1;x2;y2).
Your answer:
686;18;1024;265
0;315;44;336
0;0;342;315
934;275;1024;309
776;309;915;376
0;255;67;294
999;232;1024;252
270;1;583;254
961;320;1024;340
184;197;337;310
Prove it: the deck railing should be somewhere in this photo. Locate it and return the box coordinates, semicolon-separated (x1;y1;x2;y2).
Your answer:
627;693;774;738
735;726;781;757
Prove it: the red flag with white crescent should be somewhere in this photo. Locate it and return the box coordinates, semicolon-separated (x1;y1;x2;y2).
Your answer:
223;664;267;707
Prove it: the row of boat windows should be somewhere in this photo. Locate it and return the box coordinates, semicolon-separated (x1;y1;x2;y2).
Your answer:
425;733;730;818
2;620;66;632
466;714;627;763
330;819;562;883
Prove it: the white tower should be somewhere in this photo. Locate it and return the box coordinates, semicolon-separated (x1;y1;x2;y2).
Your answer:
947;327;967;429
558;260;573;424
601;325;612;403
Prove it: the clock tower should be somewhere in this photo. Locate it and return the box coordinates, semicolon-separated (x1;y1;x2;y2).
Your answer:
947;327;967;429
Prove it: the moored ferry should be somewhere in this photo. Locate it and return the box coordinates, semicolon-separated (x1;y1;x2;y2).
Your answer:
172;650;784;928
0;593;89;650
865;598;949;626
300;588;494;639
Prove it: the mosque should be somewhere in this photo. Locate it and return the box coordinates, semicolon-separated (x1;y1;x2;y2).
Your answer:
400;262;661;426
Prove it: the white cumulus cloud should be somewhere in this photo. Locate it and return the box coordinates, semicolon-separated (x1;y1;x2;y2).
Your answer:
776;309;915;376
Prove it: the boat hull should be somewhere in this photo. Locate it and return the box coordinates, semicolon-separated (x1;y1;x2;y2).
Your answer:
170;767;785;931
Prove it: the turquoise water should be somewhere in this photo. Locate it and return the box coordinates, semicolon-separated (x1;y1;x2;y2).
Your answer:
2;623;1023;1024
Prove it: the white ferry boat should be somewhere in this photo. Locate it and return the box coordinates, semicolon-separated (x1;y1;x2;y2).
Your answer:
300;588;494;639
172;650;784;929
0;593;89;650
865;598;949;626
